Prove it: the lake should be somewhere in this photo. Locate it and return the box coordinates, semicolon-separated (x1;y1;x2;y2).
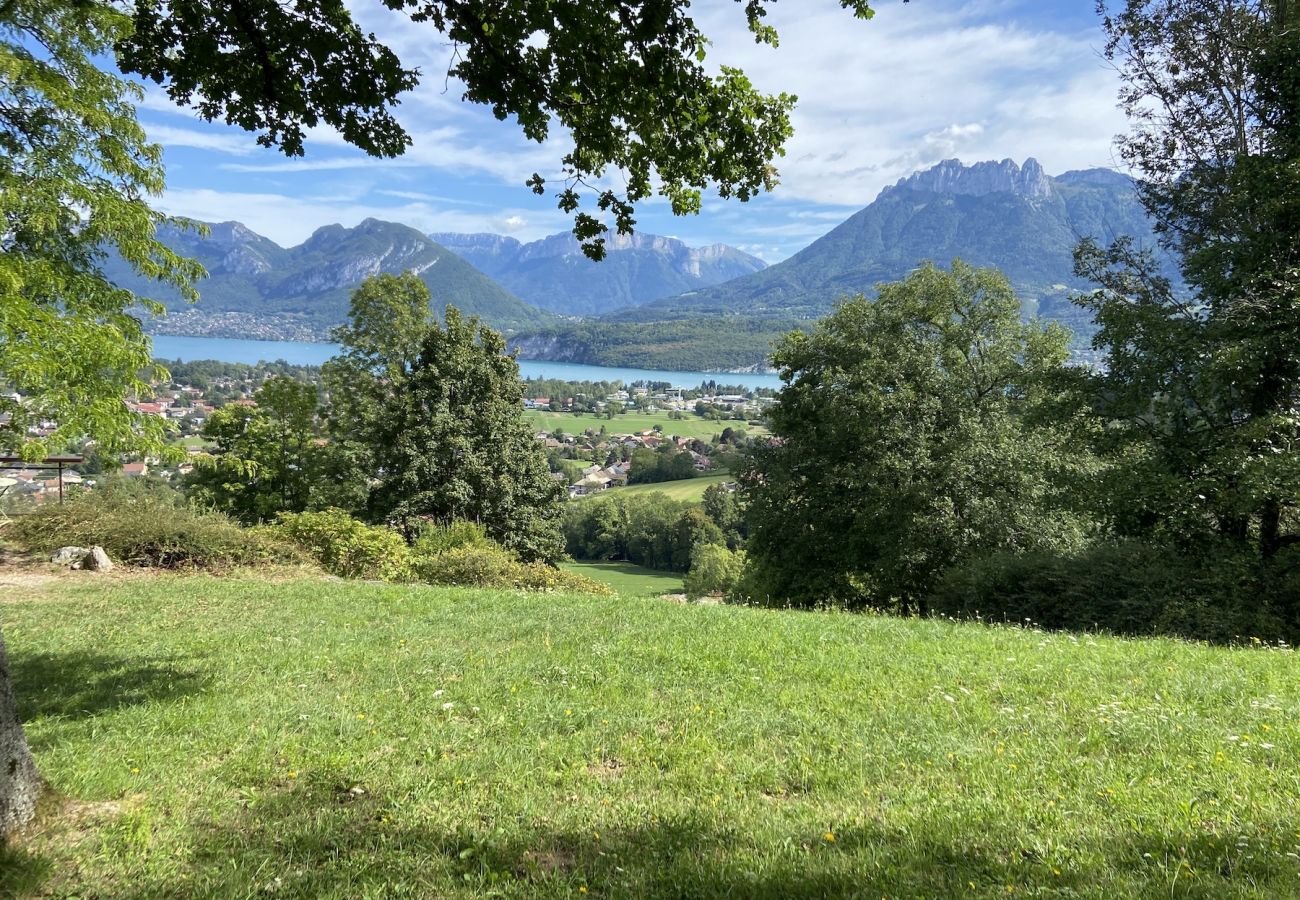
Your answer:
149;335;785;391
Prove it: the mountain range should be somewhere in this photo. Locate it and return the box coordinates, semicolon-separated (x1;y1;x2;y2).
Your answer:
122;157;1181;369
606;158;1177;336
109;219;554;336
429;231;767;317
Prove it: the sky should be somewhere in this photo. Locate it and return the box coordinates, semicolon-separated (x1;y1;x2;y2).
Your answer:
140;0;1129;263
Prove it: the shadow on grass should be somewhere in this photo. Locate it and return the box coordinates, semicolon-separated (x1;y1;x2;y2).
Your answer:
11;649;207;729
0;843;52;900
88;775;1293;898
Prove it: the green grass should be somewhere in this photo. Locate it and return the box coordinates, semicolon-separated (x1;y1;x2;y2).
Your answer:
582;473;733;503
525;410;760;441
561;561;684;596
5;573;1300;897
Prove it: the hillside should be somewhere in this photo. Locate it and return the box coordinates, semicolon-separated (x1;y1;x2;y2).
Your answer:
612;159;1179;338
5;573;1299;897
106;219;555;337
431;230;767;317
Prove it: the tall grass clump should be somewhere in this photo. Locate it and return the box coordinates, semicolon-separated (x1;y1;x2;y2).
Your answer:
8;478;300;568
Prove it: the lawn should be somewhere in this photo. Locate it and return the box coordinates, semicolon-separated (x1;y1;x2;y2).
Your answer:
560;561;684;596
524;410;761;441
582;473;734;503
4;573;1300;897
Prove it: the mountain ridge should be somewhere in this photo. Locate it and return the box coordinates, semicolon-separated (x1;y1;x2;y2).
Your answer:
607;157;1180;332
430;229;768;317
106;218;555;336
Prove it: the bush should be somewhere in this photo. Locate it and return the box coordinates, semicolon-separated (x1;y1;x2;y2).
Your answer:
684;544;746;600
271;508;411;580
930;541;1291;643
8;478;299;569
413;545;612;595
411;519;491;556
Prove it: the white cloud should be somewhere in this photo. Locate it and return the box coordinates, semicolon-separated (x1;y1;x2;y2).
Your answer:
692;0;1125;207
144;122;259;156
157;188;567;247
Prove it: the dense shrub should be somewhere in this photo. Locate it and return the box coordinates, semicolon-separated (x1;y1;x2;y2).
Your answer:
271;508;411;580
411;519;491;556
9;478;300;568
930;541;1292;643
684;544;746;600
413;545;612;595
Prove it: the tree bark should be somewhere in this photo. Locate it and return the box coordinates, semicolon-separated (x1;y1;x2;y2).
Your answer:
0;625;40;840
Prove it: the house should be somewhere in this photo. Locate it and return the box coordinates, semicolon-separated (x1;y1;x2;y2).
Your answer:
121;461;149;478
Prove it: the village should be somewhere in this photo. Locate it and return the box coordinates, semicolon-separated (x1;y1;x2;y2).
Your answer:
521;384;771;498
2;373;771;506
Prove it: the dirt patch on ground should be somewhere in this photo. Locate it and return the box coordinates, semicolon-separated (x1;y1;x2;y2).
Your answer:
0;571;59;589
520;847;576;876
10;793;132;854
585;757;626;781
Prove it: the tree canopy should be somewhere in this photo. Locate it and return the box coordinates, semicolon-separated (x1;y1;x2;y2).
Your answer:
324;274;565;561
741;262;1091;612
1077;0;1300;560
115;0;877;257
0;0;201;459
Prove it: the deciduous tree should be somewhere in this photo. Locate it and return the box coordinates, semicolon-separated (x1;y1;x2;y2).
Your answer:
326;275;565;561
1077;0;1300;560
741;262;1091;612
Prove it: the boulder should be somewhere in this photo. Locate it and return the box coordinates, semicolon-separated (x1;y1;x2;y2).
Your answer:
84;546;114;572
51;546;90;567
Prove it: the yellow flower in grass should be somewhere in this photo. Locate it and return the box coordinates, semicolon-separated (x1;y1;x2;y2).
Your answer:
823;831;836;843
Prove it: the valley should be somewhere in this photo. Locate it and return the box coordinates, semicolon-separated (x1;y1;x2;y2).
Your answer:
133;158;1178;372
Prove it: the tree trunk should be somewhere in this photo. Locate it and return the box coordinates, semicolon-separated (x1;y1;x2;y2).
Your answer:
1260;498;1283;561
0;625;40;839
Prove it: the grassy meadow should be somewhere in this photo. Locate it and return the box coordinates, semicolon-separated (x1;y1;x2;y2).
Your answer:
4;573;1300;898
524;410;762;441
560;561;685;596
577;473;735;504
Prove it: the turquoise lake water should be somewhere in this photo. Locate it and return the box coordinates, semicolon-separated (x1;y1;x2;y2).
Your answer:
149;335;784;391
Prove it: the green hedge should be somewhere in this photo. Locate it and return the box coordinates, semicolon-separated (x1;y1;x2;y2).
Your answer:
930;541;1293;643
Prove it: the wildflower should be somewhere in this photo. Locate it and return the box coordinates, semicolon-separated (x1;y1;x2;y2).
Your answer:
288;771;298;779
823;832;836;843
442;702;455;711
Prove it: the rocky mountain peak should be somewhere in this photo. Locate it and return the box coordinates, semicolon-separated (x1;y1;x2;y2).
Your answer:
888;157;1054;200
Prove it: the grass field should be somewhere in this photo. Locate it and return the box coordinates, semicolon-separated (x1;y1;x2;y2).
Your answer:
5;573;1300;897
578;473;734;503
524;410;762;441
561;561;684;596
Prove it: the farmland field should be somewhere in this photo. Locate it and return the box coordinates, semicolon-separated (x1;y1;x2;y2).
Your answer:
524;409;763;441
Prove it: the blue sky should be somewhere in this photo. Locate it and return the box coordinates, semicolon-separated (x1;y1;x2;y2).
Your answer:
140;0;1127;263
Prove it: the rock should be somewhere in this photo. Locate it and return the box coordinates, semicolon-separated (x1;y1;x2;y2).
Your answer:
84;546;114;572
51;546;90;567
